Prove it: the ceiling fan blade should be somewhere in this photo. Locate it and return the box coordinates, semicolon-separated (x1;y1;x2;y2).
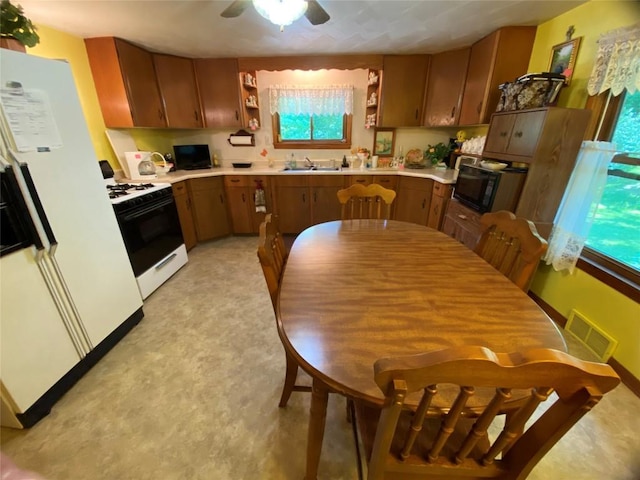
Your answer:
220;0;251;18
305;0;330;25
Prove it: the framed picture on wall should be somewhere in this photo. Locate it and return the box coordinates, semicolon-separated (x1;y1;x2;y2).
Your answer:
548;37;582;85
373;127;395;157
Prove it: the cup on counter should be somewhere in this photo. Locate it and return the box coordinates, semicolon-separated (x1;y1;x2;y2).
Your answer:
371;155;379;169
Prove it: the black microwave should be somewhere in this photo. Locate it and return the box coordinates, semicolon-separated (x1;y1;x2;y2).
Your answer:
173;144;212;170
453;164;527;213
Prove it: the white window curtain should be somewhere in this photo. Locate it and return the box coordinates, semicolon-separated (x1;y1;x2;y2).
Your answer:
587;22;640;96
268;85;353;116
544;141;618;273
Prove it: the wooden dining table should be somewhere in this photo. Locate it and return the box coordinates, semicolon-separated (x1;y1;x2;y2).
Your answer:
277;219;566;480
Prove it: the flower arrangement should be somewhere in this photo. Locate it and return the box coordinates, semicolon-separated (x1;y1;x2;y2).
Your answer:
424;142;451;165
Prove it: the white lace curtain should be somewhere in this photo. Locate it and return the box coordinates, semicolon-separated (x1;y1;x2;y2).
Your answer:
544;141;618;273
268;85;353;116
587;22;640;96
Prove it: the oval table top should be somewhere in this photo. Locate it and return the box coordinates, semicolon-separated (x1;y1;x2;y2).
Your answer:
278;220;566;405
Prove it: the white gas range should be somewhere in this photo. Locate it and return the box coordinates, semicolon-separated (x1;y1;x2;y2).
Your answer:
103;175;188;300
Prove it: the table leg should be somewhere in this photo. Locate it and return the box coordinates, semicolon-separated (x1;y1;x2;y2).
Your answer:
305;378;329;480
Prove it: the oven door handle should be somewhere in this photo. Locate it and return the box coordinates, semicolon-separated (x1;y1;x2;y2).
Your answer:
120;196;174;221
155;252;177;270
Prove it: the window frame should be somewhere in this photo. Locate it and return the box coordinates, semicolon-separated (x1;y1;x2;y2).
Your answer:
580;91;639;302
271;113;352;150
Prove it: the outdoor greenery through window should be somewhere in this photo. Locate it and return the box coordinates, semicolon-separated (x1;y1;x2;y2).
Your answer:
585;90;640;274
278;113;347;142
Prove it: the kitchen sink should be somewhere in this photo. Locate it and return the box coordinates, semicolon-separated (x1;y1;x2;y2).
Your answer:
282;166;341;172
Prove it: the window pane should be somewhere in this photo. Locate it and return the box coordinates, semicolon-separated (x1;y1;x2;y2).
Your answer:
280;114;311;140
585;91;640;272
313;115;343;140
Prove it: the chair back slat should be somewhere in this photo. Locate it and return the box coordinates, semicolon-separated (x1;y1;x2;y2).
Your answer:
474;211;548;291
357;345;620;480
400;385;436;460
337;183;396;220
257;214;288;308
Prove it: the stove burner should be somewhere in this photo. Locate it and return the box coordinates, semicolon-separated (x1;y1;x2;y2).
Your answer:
135;183;155;190
108;190;128;199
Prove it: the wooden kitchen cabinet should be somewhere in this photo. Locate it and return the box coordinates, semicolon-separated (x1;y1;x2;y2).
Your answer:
153;53;203;128
393;176;433;225
427;182;453;230
442;199;483;250
379;55;430;127
188;177;230;241
310;176;345;225
224;175;271;234
483;110;547;158
458;26;536;125
172;182;197;251
273;176;311;234
85;37;166;128
423;48;470;126
194;58;243;129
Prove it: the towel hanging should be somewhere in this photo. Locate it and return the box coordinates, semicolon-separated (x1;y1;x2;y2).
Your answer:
255;180;266;213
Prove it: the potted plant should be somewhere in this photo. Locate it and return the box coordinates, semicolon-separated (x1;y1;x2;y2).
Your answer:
424;142;452;167
0;0;40;52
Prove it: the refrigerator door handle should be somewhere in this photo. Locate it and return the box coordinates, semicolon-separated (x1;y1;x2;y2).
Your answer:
2;163;44;252
20;163;57;247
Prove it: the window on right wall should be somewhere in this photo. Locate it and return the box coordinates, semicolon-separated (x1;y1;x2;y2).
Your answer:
581;90;640;292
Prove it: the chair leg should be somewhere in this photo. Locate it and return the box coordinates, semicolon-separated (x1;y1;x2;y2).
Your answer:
279;351;299;408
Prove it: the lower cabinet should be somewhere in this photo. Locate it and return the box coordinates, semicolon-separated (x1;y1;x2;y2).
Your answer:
427;182;453;231
273;175;345;234
224;175;271;234
172;181;197;251
441;199;483;250
188;177;230;241
393;176;433;225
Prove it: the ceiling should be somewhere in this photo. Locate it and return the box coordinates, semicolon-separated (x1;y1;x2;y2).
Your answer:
18;0;588;59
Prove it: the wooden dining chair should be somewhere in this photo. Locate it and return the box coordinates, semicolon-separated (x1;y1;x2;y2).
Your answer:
474;210;548;292
257;214;311;407
337;183;397;220
353;345;620;480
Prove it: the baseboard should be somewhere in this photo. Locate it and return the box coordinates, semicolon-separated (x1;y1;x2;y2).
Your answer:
528;292;640;398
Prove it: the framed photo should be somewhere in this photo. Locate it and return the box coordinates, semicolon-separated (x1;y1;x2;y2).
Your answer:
373;128;395;157
548;37;581;85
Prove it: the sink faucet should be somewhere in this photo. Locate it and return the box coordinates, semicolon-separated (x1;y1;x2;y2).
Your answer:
305;156;314;167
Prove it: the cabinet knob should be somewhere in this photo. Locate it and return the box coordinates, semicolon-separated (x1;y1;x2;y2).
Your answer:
457;214;467;220
500;131;508;137
514;131;523;138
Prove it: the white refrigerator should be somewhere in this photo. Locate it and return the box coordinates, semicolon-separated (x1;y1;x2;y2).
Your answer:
0;49;144;428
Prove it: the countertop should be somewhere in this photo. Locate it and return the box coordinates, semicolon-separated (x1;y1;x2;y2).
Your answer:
129;165;457;185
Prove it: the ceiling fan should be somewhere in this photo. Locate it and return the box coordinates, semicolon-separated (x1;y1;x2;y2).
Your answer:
221;0;330;27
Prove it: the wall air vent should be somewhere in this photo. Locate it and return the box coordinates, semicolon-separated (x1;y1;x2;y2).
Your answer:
565;309;618;362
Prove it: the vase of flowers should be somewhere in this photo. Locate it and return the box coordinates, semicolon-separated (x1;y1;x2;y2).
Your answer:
424;142;452;167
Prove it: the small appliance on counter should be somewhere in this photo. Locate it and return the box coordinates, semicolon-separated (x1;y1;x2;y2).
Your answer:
124;151;168;180
173;144;212;170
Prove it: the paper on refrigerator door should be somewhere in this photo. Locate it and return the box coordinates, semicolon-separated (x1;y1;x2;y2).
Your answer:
0;83;63;153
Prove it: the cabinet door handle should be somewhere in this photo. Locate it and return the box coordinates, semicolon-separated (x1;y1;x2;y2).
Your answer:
422;199;426;209
230;179;240;183
241;193;245;202
356;179;366;183
220;194;224;204
451;106;456;118
302;193;306;203
500;131;508;137
158;109;164;120
514;131;523;138
194;111;199;122
476;102;482;114
415;108;419;120
235;110;239;121
457;214;467;220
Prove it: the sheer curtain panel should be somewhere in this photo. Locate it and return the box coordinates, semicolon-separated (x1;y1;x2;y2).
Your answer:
544;141;618;273
268;85;354;116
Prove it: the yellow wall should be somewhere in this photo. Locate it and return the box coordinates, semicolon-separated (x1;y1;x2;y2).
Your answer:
26;25;118;166
528;0;640;379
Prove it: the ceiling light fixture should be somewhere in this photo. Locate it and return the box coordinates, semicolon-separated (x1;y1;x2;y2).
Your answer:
252;0;308;32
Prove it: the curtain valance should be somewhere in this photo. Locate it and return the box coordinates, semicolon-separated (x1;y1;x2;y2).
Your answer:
587;22;640;96
268;85;354;116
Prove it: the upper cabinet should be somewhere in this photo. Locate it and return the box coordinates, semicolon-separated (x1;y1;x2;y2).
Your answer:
379;55;430;127
194;58;243;129
422;48;470;127
153;53;203;128
458;26;536;125
365;68;382;128
85;37;166;128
